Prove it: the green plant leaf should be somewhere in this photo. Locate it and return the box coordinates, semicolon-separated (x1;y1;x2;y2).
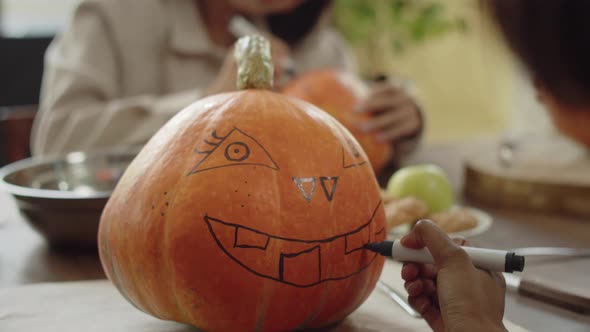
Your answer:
335;0;467;53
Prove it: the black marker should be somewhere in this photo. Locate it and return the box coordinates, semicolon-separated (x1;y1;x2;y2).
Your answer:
365;241;525;273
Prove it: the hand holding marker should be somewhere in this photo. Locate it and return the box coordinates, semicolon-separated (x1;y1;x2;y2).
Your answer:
364;221;525;273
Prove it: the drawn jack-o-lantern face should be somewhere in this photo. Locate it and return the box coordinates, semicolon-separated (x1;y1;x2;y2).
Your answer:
99;91;386;331
191;125;384;287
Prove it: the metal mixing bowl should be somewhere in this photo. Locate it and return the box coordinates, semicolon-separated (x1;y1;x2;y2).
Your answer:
0;148;138;248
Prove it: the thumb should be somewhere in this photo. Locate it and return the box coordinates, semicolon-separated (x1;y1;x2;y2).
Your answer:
402;219;471;269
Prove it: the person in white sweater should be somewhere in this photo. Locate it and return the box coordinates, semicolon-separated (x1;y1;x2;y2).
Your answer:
32;0;423;165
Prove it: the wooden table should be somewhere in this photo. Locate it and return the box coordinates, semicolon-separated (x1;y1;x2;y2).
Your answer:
0;261;528;332
1;140;590;331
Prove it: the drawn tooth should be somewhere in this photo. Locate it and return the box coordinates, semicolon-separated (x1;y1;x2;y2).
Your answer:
234;226;270;250
374;227;385;238
279;246;321;286
344;225;370;255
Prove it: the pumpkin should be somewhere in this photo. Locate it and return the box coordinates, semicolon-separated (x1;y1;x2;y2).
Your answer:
98;35;385;332
283;69;393;173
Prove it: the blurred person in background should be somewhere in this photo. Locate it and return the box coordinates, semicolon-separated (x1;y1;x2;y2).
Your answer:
31;0;423;169
401;1;590;331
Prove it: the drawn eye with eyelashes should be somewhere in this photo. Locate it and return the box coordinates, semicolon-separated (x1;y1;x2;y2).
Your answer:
188;127;280;175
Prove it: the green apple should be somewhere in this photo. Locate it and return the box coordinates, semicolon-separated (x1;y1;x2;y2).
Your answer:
386;164;454;213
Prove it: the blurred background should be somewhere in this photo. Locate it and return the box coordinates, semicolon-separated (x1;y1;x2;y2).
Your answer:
2;3;590;331
0;0;555;167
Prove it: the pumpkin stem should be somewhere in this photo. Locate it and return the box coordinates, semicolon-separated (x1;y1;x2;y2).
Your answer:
234;35;273;90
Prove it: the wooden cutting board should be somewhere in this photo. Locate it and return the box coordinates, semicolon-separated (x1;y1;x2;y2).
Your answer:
464;132;590;218
0;260;527;332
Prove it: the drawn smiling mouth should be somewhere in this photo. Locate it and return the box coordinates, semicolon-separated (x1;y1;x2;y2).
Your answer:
204;202;385;288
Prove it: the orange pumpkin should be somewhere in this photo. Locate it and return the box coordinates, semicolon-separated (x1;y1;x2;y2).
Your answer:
98;36;385;331
283;69;393;174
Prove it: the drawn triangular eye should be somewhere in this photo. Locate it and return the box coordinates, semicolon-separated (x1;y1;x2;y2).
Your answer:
188;128;279;175
342;137;368;169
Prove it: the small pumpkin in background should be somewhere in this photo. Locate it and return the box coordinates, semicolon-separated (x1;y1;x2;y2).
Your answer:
283;69;394;174
98;36;385;332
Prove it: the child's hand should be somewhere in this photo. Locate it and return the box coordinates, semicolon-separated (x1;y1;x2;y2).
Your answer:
400;220;507;332
357;81;422;144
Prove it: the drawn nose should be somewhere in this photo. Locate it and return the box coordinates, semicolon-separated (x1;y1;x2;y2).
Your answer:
292;176;339;202
319;177;339;202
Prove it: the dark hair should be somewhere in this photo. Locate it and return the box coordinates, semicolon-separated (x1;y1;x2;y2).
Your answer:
486;0;590;107
267;0;332;45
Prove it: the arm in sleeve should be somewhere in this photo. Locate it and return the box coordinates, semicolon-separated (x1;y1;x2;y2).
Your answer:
31;4;200;156
296;24;359;74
